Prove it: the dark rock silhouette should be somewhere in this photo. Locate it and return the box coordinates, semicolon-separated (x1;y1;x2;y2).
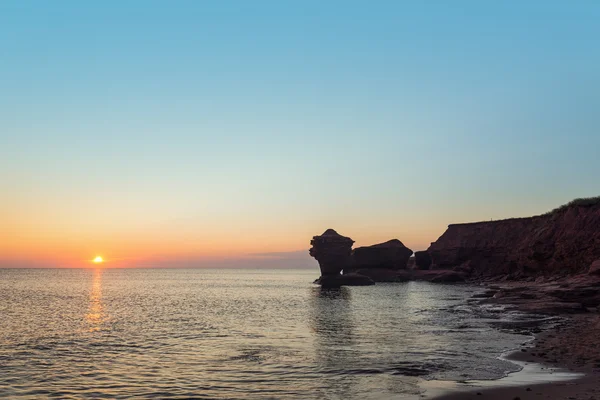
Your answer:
309;229;469;285
352;239;413;271
309;229;374;287
309;197;600;287
414;251;432;270
309;229;354;277
314;273;375;287
310;230;429;285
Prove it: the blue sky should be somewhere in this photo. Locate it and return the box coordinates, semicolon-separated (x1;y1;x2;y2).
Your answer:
1;1;599;267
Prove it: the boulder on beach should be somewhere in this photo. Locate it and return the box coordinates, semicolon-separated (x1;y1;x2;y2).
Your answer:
352;239;413;270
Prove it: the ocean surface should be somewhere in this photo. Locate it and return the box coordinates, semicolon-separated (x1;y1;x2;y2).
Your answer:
0;268;555;399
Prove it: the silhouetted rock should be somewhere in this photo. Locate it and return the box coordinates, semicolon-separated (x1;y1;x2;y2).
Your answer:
309;229;354;278
414;251;432;270
308;230;466;284
352;239;413;270
314;273;375;288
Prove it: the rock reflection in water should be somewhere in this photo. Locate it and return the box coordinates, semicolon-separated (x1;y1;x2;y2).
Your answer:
308;286;431;399
310;287;357;399
310;287;354;355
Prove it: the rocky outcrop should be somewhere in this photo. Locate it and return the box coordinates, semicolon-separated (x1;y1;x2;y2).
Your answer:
352;239;413;270
428;200;600;278
414;251;432;270
314;273;375;287
309;229;354;277
476;273;600;314
309;230;416;286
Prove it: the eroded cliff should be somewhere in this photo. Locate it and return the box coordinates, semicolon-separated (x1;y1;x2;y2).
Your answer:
428;200;600;278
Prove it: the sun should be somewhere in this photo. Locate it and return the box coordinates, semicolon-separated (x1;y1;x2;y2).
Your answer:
93;256;104;264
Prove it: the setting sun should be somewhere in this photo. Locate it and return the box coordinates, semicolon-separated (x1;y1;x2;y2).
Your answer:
93;256;104;264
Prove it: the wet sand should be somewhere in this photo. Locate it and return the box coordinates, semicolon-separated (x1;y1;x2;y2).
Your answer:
432;314;600;400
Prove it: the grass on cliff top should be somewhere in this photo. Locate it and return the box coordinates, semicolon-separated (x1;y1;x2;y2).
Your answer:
544;196;600;215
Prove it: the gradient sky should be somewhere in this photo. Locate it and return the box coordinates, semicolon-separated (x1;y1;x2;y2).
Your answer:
1;1;599;268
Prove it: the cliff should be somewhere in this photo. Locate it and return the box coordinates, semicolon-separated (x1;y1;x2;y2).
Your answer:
428;198;600;278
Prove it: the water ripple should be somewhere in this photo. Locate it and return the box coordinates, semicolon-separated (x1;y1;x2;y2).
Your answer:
0;269;551;399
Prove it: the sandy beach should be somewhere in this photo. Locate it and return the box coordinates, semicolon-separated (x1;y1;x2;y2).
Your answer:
433;313;600;400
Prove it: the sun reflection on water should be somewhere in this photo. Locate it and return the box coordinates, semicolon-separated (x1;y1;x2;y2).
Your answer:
86;268;108;332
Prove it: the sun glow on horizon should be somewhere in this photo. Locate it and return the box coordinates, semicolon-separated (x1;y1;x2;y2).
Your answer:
93;256;104;264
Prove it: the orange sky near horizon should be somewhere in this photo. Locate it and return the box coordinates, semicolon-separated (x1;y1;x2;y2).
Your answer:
2;189;578;268
2;199;452;268
1;223;444;268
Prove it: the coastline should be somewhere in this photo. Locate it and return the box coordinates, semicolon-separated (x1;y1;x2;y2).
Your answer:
428;306;600;399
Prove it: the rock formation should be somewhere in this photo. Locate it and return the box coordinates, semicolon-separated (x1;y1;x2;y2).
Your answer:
309;229;375;287
414;251;432;270
427;199;600;278
352;239;413;270
314;273;375;287
309;229;354;277
310;231;421;285
309;197;599;286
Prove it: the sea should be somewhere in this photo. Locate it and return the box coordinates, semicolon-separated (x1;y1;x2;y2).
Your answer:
0;268;557;399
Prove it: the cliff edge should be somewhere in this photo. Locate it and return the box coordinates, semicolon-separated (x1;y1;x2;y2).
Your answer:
427;197;600;278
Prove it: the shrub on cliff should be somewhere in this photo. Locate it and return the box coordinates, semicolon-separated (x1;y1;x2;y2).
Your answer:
544;196;600;216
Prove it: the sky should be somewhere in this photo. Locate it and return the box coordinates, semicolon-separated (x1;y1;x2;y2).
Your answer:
1;1;599;268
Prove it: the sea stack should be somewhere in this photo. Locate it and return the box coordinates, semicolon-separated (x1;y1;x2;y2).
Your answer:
309;229;375;287
309;229;354;277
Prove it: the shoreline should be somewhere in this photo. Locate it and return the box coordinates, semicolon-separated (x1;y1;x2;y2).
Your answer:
426;305;600;399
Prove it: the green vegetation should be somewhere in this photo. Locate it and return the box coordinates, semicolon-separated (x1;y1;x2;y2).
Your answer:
544;196;600;215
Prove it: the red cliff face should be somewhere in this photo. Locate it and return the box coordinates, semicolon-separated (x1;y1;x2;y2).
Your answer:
427;203;600;278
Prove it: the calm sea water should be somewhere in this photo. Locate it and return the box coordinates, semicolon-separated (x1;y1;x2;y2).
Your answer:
0;268;551;399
